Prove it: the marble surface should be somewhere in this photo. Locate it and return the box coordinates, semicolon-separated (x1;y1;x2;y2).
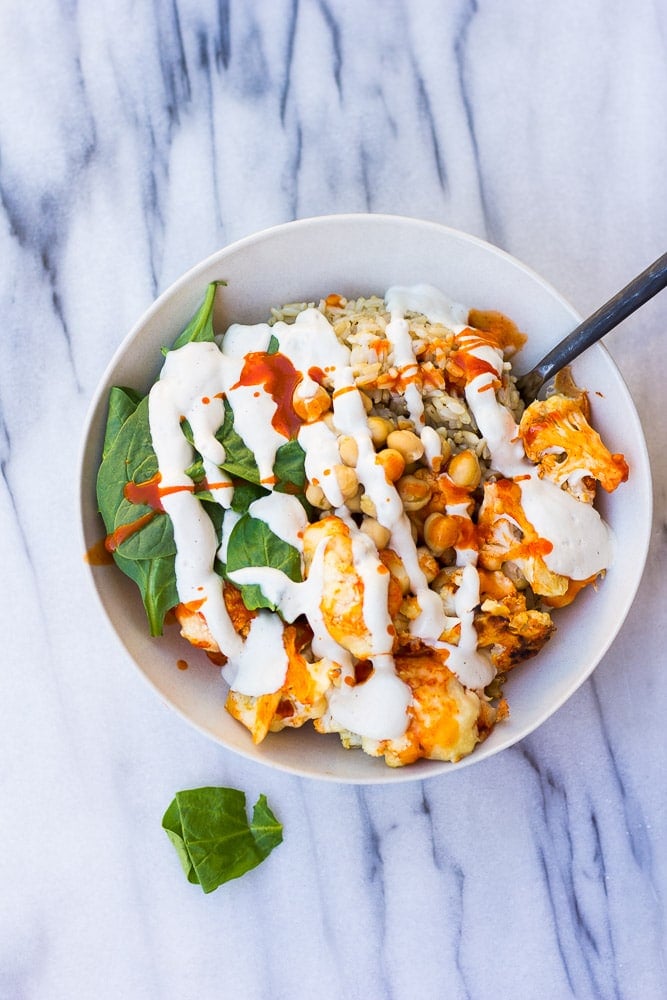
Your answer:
2;1;666;997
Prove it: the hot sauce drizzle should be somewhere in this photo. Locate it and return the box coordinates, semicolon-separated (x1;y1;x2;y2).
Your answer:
233;351;303;438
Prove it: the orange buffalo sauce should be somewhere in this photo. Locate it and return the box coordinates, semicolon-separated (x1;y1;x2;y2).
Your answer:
232;351;303;439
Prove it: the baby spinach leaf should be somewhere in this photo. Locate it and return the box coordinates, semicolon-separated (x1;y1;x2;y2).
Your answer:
170;280;226;351
113;550;179;637
274;438;306;492
230;480;269;513
97;395;179;634
162;787;282;893
98;396;157;524
267;333;279;354
225;514;302;611
216;399;260;482
103;386;142;459
215;400;307;495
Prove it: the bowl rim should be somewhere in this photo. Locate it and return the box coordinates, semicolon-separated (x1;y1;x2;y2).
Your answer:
78;212;653;783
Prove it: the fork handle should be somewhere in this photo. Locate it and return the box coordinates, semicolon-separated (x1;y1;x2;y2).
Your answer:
533;250;667;384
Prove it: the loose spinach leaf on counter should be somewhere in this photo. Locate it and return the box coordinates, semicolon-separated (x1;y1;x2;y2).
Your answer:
225;514;302;611
162;787;283;893
169;280;226;351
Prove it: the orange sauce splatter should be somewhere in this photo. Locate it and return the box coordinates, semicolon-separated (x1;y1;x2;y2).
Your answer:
332;385;356;399
84;538;114;565
105;511;158;552
233;351;303;438
449;349;498;383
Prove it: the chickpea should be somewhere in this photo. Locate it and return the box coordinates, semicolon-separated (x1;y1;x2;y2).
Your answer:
375;447;406;483
396;474;432;512
337;435;358;467
367;415;393;447
360;516;391;550
447;448;481;490
423;512;460;556
334;464;359;500
386;429;424;464
292;384;332;423
305;482;332;510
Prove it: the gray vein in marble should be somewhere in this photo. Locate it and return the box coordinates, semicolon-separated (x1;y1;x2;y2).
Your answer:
451;0;494;241
525;748;618;998
214;0;232;71
534;841;579;997
317;0;343;97
589;676;653;873
158;0;192;123
355;787;391;997
410;63;448;193
280;0;300;124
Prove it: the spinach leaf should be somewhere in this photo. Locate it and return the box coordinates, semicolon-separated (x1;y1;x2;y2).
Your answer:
98;396;156;524
267;333;279;354
170;280;226;351
216;399;260;482
225;514;302;611
103;386;142;459
97;395;178;634
230;480;268;513
215;399;307;495
162;787;282;893
274;438;306;492
114;550;179;637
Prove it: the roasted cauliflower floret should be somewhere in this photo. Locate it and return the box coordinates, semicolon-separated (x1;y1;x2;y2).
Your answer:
519;392;628;500
315;642;496;766
386;645;495;765
477;479;570;599
475;591;555;672
174;581;256;657
303;516;390;659
226;624;336;743
467;308;528;356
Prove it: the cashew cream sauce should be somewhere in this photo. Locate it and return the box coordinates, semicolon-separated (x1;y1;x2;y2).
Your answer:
456;328;614;579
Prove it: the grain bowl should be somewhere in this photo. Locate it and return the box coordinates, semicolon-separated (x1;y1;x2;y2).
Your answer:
79;215;651;783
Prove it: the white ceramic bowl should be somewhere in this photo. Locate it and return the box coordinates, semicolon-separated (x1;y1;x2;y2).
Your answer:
79;214;652;783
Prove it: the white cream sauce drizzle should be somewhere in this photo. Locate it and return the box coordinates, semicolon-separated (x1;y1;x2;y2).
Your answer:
224;608;288;696
384;287;464;469
457;329;613;579
147;284;615;745
248;493;308;557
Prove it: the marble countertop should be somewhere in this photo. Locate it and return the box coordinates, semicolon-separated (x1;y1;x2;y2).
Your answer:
2;2;666;997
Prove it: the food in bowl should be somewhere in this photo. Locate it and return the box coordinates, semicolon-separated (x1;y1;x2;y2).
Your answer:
96;280;628;767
